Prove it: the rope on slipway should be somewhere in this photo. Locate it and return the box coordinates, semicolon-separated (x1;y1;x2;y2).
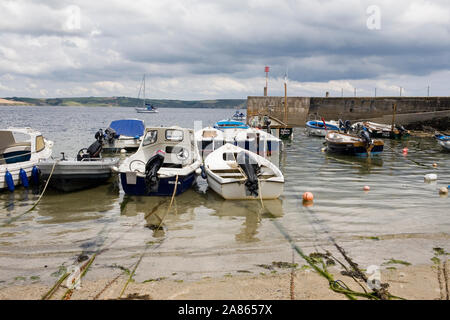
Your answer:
117;174;179;299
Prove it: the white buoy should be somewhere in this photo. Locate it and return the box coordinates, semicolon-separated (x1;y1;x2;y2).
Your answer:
439;187;448;195
424;173;437;182
120;149;126;154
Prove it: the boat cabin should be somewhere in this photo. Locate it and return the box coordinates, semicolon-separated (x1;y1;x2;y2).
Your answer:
0;129;45;165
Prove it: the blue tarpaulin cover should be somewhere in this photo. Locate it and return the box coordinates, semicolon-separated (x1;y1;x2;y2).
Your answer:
109;119;145;137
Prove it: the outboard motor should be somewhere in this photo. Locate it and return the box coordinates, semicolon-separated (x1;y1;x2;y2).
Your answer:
359;129;372;147
104;127;117;144
396;124;406;134
237;151;261;197
94;129;104;143
144;150;165;193
339;119;345;131
263;115;271;133
77;131;104;161
344;120;352;133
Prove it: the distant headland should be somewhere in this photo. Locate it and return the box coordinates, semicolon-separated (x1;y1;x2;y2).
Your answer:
0;97;247;109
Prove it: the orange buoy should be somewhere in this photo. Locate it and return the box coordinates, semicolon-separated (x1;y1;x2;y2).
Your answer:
433;163;438;168
363;185;370;191
302;192;314;201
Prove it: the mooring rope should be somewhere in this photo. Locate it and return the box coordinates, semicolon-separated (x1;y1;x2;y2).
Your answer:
117;174;179;299
2;160;58;226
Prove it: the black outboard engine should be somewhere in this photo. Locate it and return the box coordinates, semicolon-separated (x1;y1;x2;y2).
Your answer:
237;151;261;197
104;127;117;144
339;119;345;131
94;129;104;142
263;115;271;133
144;150;165;193
396;124;406;134
77;130;104;161
359;129;372;147
344;120;352;133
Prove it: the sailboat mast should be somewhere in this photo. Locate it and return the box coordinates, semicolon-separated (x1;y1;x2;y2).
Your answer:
284;72;288;124
143;74;146;107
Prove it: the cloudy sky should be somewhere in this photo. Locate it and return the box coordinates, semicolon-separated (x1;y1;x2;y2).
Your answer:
0;0;449;99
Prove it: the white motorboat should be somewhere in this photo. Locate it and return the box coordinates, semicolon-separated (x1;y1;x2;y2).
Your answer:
204;143;284;200
0;128;53;191
195;126;282;167
100;119;145;153
119;126;202;196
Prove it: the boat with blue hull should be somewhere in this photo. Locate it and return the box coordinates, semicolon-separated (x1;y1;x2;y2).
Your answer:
120;171;196;196
306;120;340;137
435;134;450;151
213;120;249;130
119;126;202;197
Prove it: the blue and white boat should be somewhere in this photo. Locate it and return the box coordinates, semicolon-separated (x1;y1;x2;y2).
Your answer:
101;119;145;153
134;75;159;113
118;126;202;196
306;120;340;137
213;120;249;130
1;128;53;191
136;103;158;113
231;110;246;121
435;134;450;151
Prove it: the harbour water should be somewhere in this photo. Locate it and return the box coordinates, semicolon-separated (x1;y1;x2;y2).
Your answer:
0;106;449;287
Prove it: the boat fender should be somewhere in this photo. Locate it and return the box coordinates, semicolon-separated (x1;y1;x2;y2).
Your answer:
5;170;15;192
237;151;260;197
199;165;207;179
19;169;29;188
31;166;41;185
144;150;165;192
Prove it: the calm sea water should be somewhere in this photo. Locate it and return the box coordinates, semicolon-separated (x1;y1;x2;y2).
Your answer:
0;105;449;287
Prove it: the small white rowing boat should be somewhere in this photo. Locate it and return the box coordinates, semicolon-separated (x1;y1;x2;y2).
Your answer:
204;143;284;200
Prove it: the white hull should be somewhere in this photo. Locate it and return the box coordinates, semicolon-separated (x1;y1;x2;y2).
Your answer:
305;126;327;137
0;128;53;190
206;174;283;200
103;136;141;152
204;143;284;200
438;140;450;150
135;108;158;113
0;165;34;189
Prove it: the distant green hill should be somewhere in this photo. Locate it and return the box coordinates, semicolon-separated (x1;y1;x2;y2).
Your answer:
5;96;247;109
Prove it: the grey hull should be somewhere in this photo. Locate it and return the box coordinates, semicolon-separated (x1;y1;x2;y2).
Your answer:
38;158;119;192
